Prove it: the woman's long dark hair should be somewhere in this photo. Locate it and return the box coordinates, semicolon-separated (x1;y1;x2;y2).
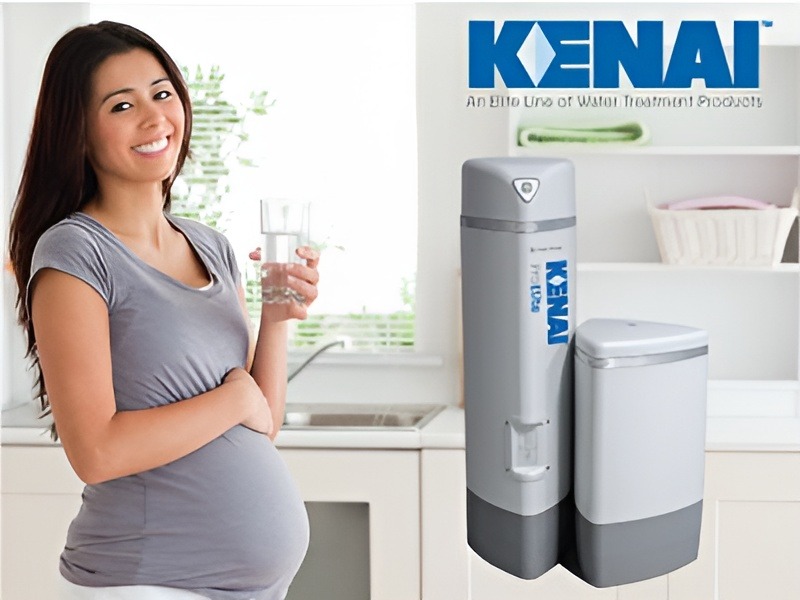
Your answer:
7;21;193;438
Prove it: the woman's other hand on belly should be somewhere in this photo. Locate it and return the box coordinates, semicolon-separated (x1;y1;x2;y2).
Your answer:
223;368;273;436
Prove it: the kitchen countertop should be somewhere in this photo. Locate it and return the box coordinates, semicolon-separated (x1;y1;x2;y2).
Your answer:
2;398;799;452
0;402;466;450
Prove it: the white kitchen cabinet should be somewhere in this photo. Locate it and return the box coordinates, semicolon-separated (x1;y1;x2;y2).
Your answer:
0;447;83;600
668;452;800;600
4;438;799;599
1;446;421;600
420;449;470;600
420;449;800;600
280;449;420;600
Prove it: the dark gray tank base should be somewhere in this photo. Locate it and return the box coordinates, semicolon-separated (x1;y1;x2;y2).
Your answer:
467;488;567;580
572;500;703;588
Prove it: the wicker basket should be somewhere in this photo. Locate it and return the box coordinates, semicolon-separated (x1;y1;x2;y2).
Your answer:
648;190;799;266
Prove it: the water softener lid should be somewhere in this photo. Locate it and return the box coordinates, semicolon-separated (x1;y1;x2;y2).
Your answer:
461;157;575;223
575;318;708;360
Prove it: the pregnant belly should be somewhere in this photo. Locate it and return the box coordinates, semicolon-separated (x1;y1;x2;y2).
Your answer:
66;426;309;591
140;426;309;588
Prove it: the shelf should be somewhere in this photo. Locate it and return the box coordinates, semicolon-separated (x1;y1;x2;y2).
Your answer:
707;380;800;419
578;262;800;274
514;145;800;157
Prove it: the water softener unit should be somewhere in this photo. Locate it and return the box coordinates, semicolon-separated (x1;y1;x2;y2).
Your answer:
571;318;708;587
461;157;707;586
461;157;576;579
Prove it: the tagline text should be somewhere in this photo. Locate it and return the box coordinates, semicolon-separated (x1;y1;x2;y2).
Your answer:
465;93;764;109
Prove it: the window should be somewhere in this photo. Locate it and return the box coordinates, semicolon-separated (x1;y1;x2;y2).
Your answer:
90;4;418;351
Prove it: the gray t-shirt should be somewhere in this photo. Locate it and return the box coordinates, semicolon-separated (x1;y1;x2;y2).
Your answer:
28;211;309;600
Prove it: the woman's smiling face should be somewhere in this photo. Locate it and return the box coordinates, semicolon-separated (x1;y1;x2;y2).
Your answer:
85;47;185;192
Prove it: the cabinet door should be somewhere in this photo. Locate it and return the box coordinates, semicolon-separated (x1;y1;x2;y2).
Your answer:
669;452;800;600
420;449;470;600
1;447;84;600
280;448;421;600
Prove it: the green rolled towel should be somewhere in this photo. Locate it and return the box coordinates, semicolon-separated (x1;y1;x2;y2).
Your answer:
518;121;649;145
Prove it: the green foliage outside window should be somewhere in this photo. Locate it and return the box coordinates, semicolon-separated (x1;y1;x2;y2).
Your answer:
170;64;272;316
170;65;415;350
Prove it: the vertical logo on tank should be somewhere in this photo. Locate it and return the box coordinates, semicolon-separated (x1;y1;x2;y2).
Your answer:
545;260;569;345
529;263;542;313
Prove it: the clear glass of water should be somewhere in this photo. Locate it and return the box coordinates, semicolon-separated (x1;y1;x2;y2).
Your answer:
260;198;310;304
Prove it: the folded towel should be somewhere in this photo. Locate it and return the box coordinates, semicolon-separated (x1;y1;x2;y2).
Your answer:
518;121;649;145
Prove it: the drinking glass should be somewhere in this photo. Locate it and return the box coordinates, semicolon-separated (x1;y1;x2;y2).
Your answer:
260;198;310;304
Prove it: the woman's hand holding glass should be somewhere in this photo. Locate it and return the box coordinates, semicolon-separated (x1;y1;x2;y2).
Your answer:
249;245;320;321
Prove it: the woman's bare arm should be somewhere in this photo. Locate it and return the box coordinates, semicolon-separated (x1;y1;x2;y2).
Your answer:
236;283;287;441
31;268;268;485
236;247;320;441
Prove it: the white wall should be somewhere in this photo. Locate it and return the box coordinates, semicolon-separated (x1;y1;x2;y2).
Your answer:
414;3;509;408
2;3;91;410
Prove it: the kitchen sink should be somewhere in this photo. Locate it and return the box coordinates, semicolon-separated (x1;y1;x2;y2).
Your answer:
282;403;445;431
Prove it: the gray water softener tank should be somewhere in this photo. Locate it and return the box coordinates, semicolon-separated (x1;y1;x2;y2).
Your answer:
461;157;576;579
572;318;708;587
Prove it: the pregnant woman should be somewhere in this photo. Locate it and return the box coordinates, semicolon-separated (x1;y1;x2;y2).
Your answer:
7;21;316;600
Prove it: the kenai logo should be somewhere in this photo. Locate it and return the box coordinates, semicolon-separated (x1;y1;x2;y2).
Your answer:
545;260;569;345
469;20;760;89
